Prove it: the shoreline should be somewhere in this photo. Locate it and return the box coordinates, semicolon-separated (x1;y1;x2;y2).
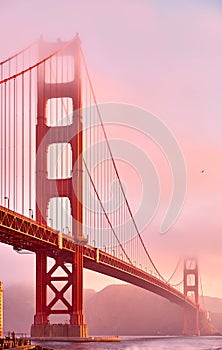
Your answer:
32;336;120;343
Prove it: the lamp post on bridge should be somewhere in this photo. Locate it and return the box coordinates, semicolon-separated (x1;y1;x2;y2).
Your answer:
48;218;53;228
62;226;70;234
4;196;9;209
29;209;33;219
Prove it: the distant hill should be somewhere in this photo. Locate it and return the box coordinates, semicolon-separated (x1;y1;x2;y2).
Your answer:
2;283;222;335
84;284;183;335
204;296;222;313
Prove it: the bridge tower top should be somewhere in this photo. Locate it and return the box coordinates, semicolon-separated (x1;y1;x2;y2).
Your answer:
183;257;199;305
36;34;84;242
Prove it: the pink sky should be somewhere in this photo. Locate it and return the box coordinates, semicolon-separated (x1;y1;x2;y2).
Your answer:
0;0;222;299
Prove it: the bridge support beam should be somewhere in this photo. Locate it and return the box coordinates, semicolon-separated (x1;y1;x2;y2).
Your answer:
31;249;88;338
33;253;48;325
183;258;200;336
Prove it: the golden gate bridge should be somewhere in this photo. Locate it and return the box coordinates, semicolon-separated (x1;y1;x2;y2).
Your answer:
0;34;212;339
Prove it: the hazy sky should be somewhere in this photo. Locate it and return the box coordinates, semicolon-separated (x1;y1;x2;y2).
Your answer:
1;0;222;301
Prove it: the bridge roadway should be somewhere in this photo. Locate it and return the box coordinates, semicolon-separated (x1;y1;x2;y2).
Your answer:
0;206;196;312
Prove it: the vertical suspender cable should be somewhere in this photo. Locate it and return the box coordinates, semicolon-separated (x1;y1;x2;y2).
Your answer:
21;52;25;214
0;66;2;202
55;55;58;231
29;69;32;214
4;82;6;203
8;61;11;206
61;54;64;233
89;87;92;244
15;57;18;212
49;58;52;226
22;72;24;214
13;76;16;210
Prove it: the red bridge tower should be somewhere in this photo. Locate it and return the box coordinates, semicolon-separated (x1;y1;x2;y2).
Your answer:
183;257;200;336
31;35;88;339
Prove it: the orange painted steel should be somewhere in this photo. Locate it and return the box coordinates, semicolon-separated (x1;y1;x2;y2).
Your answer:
183;258;200;335
0;205;197;312
34;35;86;333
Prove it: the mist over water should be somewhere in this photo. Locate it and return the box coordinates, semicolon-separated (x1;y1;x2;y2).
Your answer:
1;0;222;298
33;336;222;350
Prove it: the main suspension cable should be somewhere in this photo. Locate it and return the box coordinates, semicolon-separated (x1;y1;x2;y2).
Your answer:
80;47;167;281
83;158;132;264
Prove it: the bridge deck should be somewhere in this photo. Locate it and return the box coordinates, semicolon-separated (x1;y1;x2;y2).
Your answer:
0;206;196;311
